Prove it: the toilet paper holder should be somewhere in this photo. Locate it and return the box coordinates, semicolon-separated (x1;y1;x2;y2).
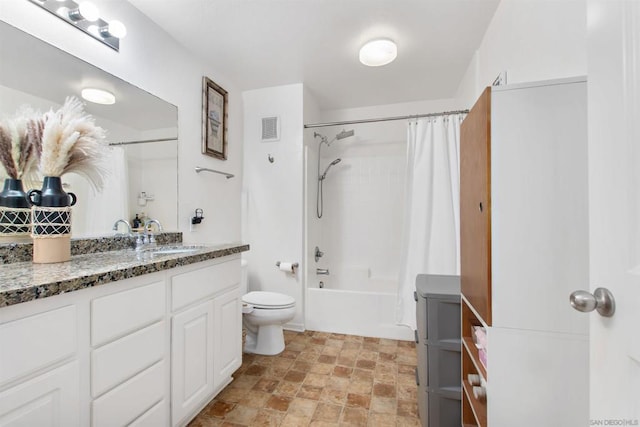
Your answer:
276;261;299;273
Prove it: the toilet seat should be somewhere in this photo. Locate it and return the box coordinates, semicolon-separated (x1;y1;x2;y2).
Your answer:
243;291;295;309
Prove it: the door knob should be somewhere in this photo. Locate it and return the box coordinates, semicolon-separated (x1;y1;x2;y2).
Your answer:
569;287;615;317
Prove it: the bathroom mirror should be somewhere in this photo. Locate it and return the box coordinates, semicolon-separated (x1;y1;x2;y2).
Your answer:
0;21;178;238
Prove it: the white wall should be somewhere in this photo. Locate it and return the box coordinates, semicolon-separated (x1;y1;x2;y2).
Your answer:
456;0;587;107
0;0;243;244
242;84;306;331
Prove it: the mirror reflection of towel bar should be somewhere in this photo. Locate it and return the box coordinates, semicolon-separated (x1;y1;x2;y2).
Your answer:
195;166;234;179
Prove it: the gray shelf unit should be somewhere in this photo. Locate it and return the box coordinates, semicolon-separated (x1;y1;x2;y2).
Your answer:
414;274;462;427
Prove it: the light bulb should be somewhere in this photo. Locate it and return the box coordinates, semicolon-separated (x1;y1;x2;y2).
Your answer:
107;20;127;38
78;2;99;21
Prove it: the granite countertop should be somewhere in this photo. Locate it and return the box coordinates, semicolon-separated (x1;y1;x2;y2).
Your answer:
0;242;249;308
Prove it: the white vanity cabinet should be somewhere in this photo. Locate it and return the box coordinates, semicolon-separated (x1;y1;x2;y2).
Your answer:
169;258;242;427
0;253;243;427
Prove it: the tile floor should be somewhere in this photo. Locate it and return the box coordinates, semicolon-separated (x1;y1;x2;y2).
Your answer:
189;330;420;426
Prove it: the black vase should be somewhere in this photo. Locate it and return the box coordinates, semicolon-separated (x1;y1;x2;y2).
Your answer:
0;178;31;234
28;176;76;236
28;176;77;207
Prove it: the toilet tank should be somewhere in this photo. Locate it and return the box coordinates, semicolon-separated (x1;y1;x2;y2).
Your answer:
240;259;248;294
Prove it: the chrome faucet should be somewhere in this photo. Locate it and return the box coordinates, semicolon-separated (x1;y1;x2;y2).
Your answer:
143;219;163;245
316;268;330;275
112;219;132;236
135;219;163;250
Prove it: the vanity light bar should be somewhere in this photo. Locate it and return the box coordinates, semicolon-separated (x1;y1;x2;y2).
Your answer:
27;0;125;51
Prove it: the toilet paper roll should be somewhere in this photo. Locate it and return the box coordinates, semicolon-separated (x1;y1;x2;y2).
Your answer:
279;262;294;273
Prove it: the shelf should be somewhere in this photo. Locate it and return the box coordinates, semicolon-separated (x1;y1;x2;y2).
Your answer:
462;380;487;427
462;337;487;380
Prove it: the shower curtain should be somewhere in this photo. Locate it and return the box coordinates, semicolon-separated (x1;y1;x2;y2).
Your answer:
396;114;464;329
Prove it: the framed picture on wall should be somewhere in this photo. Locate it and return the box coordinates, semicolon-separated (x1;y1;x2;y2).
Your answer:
201;76;228;160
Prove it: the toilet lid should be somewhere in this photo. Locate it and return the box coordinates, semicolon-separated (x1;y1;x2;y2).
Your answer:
243;291;295;309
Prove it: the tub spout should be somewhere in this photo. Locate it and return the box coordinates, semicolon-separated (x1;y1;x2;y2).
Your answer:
316;268;330;275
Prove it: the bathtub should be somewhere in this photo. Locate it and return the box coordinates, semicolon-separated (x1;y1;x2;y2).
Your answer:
306;275;414;341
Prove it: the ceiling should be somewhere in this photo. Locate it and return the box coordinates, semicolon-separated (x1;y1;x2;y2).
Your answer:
128;0;501;110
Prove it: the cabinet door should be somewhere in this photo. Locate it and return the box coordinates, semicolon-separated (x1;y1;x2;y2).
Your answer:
171;300;214;426
460;86;492;325
213;288;242;389
0;361;79;427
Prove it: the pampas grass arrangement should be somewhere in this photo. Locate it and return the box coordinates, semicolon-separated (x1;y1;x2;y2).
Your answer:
0;107;42;180
40;96;108;191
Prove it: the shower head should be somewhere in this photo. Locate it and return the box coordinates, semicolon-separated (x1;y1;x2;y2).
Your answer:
336;129;355;140
327;129;355;146
320;158;342;181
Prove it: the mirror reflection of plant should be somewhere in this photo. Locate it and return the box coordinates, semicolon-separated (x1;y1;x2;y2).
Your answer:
39;96;108;191
0;107;42;180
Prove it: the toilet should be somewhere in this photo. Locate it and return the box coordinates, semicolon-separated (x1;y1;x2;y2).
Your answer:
241;260;296;355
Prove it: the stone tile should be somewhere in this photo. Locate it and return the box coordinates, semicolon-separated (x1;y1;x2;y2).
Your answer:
352;368;374;382
229;375;260;390
342;341;361;350
216;387;246;403
333;365;353;378
244;364;267;376
319;387;347;405
346;393;371;409
370;396;397;415
311;337;327;345
304;373;329;387
253;355;274;366
251;409;285;427
340;407;368;425
252;378;280;393
274;381;301;398
356;359;376;370
367;413;396;426
330;333;347;340
286;342;306;352
327;376;349;390
397;340;414;348
397;383;418;402
265;366;289;378
312;403;342;422
347;379;374;394
397;399;418;418
222;404;258;424
239;390;271;408
265;395;292;412
397;363;415;375
336;356;356;367
271;358;294;370
297;384;323;400
321;346;340;356
378;352;397;361
281;414;312;427
325;338;344;349
397;373;417;386
310;363;333;375
397;415;421;426
373;382;396;398
359;350;379;361
288;397;318;417
317;354;337;364
292;360;312;372
283;370;306;383
309;421;340;427
280;349;301;359
207;401;236;418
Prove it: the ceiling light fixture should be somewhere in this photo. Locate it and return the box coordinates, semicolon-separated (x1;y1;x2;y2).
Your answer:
27;0;127;51
359;39;398;67
81;88;116;105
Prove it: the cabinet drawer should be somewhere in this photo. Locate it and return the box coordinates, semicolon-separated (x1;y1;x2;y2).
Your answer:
426;297;460;344
91;321;165;398
92;360;165;427
91;280;165;347
129;399;167;427
171;258;239;312
0;305;76;387
426;346;461;391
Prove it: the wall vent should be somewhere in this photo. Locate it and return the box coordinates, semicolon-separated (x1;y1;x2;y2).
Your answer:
261;116;280;142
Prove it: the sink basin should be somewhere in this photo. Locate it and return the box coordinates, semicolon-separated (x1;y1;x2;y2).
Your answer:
144;245;206;255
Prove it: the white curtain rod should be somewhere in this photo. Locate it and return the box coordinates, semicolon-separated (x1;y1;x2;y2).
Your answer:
303;109;469;129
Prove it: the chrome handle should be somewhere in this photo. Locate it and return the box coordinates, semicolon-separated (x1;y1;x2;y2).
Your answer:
569;287;615;317
316;268;330;275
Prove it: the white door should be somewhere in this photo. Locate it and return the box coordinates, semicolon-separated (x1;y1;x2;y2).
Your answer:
587;0;640;421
